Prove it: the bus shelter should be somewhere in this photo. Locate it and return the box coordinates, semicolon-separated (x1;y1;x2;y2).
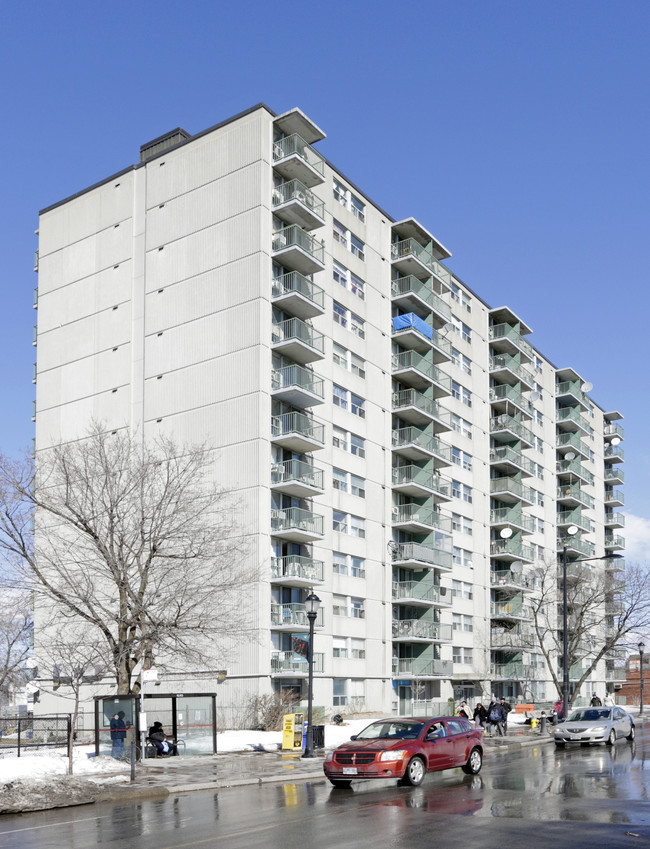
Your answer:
94;692;217;757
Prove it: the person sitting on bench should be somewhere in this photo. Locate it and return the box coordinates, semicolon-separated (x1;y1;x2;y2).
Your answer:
148;721;176;756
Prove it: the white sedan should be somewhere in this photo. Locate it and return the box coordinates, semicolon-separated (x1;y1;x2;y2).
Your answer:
554;706;635;747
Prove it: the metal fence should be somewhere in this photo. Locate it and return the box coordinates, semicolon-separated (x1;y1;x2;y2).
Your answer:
0;715;71;757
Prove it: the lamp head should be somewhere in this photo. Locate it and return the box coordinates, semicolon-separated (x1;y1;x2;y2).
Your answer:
639;641;646;654
305;591;321;616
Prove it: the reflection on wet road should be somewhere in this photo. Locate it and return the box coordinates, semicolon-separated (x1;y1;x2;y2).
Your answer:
2;723;649;848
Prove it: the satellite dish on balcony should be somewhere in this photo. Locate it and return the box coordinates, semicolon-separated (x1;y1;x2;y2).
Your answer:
441;322;454;335
581;381;593;392
567;525;579;536
610;436;622;447
530;391;542;402
510;561;523;574
499;527;513;539
564;451;576;461
387;541;400;559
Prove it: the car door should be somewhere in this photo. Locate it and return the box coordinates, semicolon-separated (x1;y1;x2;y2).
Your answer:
444;719;472;766
421;721;454;769
613;707;630;736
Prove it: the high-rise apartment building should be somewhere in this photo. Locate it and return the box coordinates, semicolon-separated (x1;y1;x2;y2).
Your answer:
33;104;624;717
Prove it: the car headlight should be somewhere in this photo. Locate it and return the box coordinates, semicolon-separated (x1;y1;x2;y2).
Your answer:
592;726;607;732
380;750;408;762
324;751;334;762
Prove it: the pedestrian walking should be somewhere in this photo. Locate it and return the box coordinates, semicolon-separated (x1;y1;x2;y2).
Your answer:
590;692;602;707
500;697;512;734
473;702;488;732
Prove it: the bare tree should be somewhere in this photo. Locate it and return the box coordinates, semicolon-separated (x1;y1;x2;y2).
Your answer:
0;424;258;694
530;557;650;708
0;590;32;706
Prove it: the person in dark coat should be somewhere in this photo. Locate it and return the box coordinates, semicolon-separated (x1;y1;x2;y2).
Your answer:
500;697;512;734
110;711;126;759
148;721;176;756
488;701;506;736
473;702;488;732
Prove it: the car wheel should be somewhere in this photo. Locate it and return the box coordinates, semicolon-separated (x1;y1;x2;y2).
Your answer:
401;757;426;787
461;747;483;775
555;741;565;748
607;729;616;746
626;725;635;741
329;779;352;789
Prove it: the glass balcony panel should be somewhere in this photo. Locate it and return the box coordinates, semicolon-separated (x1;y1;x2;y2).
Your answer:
271;459;324;497
271;555;324;584
392;501;452;529
271;506;324;541
389;541;453;571
392;351;451;395
272;179;325;229
271;650;324;674
272;271;325;319
392;468;452;502
271;411;325;452
490;539;535;562
392;658;453;677
392;581;451;606
392;427;451;465
272;225;325;275
272;134;325;186
271;365;324;407
271;602;324;629
490;414;534;446
392;388;451;429
392;619;453;642
489;478;534;504
272;317;324;363
489;445;535;476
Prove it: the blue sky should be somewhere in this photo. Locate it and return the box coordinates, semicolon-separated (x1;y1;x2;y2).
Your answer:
1;1;648;557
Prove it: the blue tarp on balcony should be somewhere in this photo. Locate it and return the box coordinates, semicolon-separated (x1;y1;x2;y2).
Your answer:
392;312;433;340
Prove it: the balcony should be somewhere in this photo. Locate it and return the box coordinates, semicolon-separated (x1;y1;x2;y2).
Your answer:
555;380;589;411
604;467;625;485
490;414;534;448
271;602;324;631
556;432;589;458
392;620;453;643
489;384;533;418
490;539;535;563
392;313;436;354
392;388;451;429
272;179;325;230
392;427;451;466
489;446;535;476
489;354;534;389
491;602;532;621
605;533;625;551
392;658;453;678
392;351;451;395
271;506;324;542
490;507;535;534
557;535;593;557
271;365;324;408
392;467;452;502
389;541;452;572
391;276;452;323
604;511;625;529
489;477;534;505
272;271;325;320
557;510;591;532
392;503;452;532
491;663;541;680
272;133;325;187
490;629;535;649
488;323;534;361
556;483;595;509
556;458;593;484
391;240;453;291
392;581;452;608
604;423;624;441
271;650;324;676
271;459;324;498
272;317;324;364
272;225;325;276
271;555;324;586
491;570;533;593
556;407;590;434
605;489;625;507
271;410;325;453
604;445;625;464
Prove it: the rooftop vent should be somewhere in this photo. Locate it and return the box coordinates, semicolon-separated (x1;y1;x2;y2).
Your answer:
139;128;191;163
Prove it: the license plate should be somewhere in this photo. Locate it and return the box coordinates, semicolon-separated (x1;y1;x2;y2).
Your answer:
342;767;358;775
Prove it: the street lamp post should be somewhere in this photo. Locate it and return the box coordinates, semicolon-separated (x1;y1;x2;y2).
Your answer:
639;641;645;717
559;527;622;718
302;591;321;758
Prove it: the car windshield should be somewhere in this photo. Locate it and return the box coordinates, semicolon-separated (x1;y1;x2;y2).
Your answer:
567;709;612;722
354;720;425;740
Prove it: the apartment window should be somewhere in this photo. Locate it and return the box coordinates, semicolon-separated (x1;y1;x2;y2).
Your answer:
351;393;365;418
350;514;366;538
333;636;348;658
452;580;473;600
535;410;543;426
452;512;472;535
351;597;365;618
350;474;366;498
350;312;365;339
464;648;473;664
349;678;365;703
350;196;365;222
532;488;544;507
451;447;472;471
463;614;473;632
452;645;463;664
452;480;472;503
451;382;471;408
451;413;472;439
451;380;461;402
333;219;347;246
333;384;348;410
333;301;347;328
351;352;366;378
452;646;472;664
333;179;347;206
450;282;471;312
533;436;543;453
333;679;347;706
350;273;365;300
333;467;348;492
462;387;471;407
333;511;365;538
333;179;366;223
333;261;347;289
451;347;472;375
452;315;471;343
535;382;543;395
453;546;473;568
332;595;347;616
333;551;348;575
534;356;543;373
351;638;366;658
333;510;348;533
333;219;365;261
333;425;348;451
333;344;366;379
350;433;365;458
533;462;544;480
533;517;544;533
350;556;365;577
333;261;365;300
333;342;347;368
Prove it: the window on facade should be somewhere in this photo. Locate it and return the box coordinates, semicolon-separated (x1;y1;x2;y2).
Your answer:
533;517;544;533
451;348;472;375
333;261;347;289
533;462;544;480
333;636;348;658
350;234;365;260
333;219;365;261
532;488;544;507
332;595;347;616
333;260;365;300
351;597;365;617
333;301;347;328
333;219;347;246
350;556;365;577
350;433;365;458
450;282;471;312
333;425;348;451
333;467;348;492
333;342;347;368
535;410;543;426
451;413;472;438
333;384;348;410
333;427;365;458
452;645;463;664
452;480;472;503
452;512;472;535
351;312;365;339
351;393;365;418
333;179;366;223
350;474;365;498
351;638;366;658
333;344;366;378
333;510;348;533
452;315;471;343
350;514;365;538
333;678;347;706
453;546;473;567
451;447;472;471
464;648;473;664
350;273;365;300
351;352;366;378
333;551;348;575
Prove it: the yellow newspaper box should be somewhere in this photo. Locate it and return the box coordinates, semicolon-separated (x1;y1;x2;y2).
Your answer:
282;713;305;751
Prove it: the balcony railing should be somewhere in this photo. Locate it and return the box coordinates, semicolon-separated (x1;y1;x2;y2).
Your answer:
271;365;324;399
392;620;453;641
557;407;590;431
604;423;625;440
605;489;625;505
272;317;324;355
271;650;324;674
272;179;324;219
557;535;593;556
271;555;324;583
271;410;325;445
605;468;625;483
273;134;325;177
392;581;450;605
392;388;451;426
490;539;535;561
392;427;451;462
391;241;453;290
489;354;534;386
604;445;625;461
392;502;452;531
491;601;531;619
390;541;453;571
271;507;324;537
272;271;325;311
557;432;589;455
491;663;540;679
489;384;533;414
271;459;323;491
490;508;535;533
490;414;534;444
392;467;451;500
271;602;324;628
490;478;534;502
556;483;595;508
489;445;535;474
391;276;452;320
557;510;591;531
392;658;453;677
491;570;532;590
392;351;451;391
273;225;325;264
489;323;534;359
490;629;535;648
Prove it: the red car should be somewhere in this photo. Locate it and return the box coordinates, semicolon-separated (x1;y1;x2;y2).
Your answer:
323;716;484;788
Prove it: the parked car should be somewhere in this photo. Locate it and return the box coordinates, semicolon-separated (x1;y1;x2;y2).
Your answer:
323;716;484;788
554;706;635;747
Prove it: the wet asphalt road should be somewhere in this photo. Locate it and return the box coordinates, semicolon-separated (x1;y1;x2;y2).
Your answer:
2;723;649;849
